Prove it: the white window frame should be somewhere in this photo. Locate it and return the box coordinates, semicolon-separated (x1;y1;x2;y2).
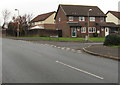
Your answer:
88;27;96;33
81;27;86;33
90;17;95;21
79;17;85;21
68;16;73;21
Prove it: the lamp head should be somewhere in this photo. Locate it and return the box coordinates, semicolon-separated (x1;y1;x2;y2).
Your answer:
15;9;18;11
89;9;92;11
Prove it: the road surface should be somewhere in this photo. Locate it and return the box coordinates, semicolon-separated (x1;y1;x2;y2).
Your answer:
2;38;118;83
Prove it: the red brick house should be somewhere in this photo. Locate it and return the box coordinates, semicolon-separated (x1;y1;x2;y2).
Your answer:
55;4;113;37
30;11;56;30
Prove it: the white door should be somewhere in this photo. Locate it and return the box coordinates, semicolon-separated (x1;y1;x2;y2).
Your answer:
105;27;109;36
71;27;77;37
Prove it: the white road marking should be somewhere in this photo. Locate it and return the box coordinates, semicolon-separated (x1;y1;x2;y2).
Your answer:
88;45;92;47
71;49;75;52
57;47;61;49
77;50;82;53
66;48;70;50
54;46;57;47
61;47;65;50
51;45;54;47
56;61;104;80
45;44;49;45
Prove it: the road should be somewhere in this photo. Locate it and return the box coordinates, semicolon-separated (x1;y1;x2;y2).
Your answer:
2;38;118;83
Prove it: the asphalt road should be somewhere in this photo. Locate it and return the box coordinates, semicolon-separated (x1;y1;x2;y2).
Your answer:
2;38;118;83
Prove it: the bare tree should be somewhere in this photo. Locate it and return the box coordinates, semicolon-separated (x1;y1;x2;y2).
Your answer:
2;9;11;29
21;14;33;35
23;14;33;27
9;13;33;36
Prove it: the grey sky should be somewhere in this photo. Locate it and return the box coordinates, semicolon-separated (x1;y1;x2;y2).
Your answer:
0;0;119;26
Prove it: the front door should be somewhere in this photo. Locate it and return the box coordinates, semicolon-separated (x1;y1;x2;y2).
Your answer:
71;27;77;37
105;27;109;36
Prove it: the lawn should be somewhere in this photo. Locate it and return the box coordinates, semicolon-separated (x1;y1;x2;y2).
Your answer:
88;37;105;42
19;37;105;42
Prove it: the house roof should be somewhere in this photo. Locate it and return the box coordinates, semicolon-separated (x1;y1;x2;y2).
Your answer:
106;11;120;20
97;22;118;27
59;4;106;17
31;11;56;22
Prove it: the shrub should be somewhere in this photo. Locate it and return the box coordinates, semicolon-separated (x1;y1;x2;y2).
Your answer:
104;34;120;46
93;33;98;37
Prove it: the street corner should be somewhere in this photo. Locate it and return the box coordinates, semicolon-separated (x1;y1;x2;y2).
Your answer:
83;44;120;61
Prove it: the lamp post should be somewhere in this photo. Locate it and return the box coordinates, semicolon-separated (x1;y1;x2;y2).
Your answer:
15;9;19;37
86;9;92;41
58;18;61;41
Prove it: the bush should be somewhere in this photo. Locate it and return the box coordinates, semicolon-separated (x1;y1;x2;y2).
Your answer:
104;34;120;45
93;33;98;37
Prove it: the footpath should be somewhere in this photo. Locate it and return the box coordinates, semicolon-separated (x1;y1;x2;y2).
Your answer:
83;44;119;60
7;37;120;60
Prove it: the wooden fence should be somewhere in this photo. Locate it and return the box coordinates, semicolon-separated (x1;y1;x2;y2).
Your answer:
6;29;62;37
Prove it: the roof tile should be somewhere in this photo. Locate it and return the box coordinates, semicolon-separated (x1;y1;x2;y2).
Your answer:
31;11;56;22
60;4;106;17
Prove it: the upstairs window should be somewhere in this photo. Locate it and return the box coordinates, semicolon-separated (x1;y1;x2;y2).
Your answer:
100;17;105;22
79;17;85;21
90;17;95;21
68;16;73;21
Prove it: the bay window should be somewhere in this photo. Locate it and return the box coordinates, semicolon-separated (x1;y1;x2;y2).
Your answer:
88;27;96;33
81;27;86;33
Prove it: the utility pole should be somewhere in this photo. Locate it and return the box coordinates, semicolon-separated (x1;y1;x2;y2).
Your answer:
86;9;92;41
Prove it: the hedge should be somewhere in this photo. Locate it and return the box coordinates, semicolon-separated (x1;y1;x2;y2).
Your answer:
104;34;120;45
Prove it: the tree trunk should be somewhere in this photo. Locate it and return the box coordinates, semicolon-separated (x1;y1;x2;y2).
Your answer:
2;23;5;29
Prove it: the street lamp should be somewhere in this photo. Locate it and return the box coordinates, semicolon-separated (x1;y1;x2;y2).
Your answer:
58;18;61;41
15;9;20;37
86;9;92;41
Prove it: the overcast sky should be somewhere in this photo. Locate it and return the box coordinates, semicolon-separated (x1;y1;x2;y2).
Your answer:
0;0;119;26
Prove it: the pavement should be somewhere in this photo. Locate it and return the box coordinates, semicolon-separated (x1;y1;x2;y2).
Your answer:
2;38;119;83
7;37;119;60
83;44;120;60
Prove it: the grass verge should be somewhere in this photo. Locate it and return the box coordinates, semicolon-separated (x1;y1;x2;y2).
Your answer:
18;37;105;42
